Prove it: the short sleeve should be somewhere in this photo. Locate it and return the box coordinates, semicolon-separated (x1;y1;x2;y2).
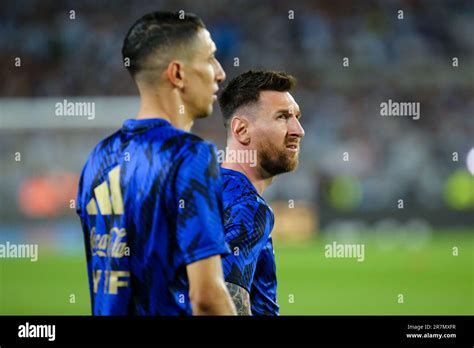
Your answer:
174;142;230;265
221;199;270;292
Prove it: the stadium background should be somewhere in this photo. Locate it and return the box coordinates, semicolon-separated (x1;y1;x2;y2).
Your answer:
0;0;473;315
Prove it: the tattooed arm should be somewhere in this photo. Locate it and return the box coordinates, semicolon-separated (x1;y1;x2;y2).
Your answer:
225;282;252;315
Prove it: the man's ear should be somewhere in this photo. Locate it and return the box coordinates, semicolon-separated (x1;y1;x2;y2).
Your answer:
166;60;185;89
230;116;251;145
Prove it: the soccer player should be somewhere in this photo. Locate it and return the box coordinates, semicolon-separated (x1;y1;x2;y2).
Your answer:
218;71;305;315
76;11;236;315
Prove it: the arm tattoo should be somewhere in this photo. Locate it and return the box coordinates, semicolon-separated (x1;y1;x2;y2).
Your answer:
225;282;252;316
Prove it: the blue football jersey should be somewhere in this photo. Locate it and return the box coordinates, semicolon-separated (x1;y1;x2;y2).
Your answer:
220;167;279;315
77;118;230;315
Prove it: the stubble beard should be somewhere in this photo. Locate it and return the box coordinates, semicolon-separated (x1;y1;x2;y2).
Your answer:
258;138;299;178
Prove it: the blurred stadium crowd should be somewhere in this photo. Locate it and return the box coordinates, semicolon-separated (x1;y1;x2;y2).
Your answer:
0;0;473;227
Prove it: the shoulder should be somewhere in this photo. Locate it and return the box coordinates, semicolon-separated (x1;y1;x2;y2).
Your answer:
223;196;273;229
220;171;274;233
77;130;121;212
221;170;268;211
91;130;121;159
155;128;217;162
81;130;121;175
139;126;219;179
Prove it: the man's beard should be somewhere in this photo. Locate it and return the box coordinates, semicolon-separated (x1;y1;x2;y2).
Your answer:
258;138;299;177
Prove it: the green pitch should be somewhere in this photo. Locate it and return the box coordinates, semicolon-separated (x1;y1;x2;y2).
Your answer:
1;230;472;315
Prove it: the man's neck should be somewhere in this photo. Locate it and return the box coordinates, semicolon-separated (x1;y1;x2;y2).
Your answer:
136;88;194;132
222;159;273;196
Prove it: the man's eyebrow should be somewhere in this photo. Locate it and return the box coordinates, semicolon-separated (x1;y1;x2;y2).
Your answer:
275;108;301;115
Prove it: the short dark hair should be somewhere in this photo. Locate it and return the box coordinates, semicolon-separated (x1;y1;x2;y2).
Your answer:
218;70;297;127
122;11;205;77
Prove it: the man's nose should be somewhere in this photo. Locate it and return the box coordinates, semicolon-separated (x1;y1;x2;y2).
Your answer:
215;60;226;83
289;116;305;138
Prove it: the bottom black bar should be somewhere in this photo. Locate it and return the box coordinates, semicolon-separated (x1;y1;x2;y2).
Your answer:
0;316;472;346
